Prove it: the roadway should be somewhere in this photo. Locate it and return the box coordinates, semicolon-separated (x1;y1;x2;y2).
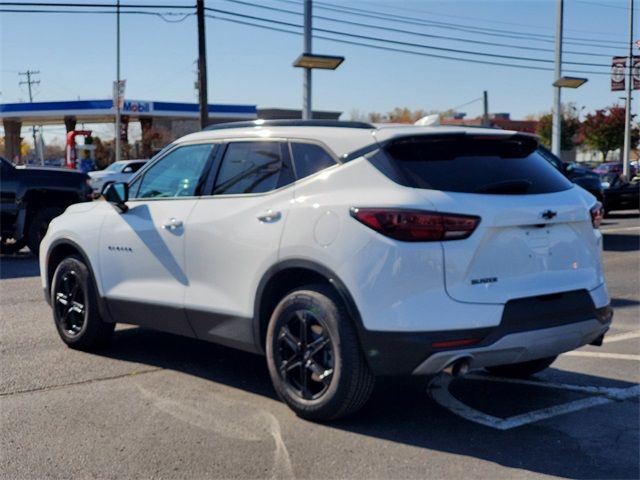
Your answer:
1;211;638;479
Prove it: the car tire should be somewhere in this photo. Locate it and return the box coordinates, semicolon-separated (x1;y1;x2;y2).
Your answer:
265;284;375;421
485;356;557;378
26;206;64;255
51;255;114;350
0;237;25;255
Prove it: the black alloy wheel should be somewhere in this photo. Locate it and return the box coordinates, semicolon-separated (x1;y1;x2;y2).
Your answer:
266;285;375;421
54;269;86;337
275;309;334;400
51;255;114;349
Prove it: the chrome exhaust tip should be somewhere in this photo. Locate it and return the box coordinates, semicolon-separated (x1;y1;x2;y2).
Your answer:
442;358;471;378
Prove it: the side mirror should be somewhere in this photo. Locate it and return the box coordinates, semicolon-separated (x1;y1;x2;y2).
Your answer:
123;166;133;173
103;182;129;213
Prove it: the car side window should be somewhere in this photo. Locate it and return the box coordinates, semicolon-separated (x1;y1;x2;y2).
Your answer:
290;142;337;180
130;144;214;199
128;162;146;173
213;141;293;195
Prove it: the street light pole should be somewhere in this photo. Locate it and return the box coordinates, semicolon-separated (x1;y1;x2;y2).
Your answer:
197;0;209;129
551;0;564;157
622;0;634;178
115;0;121;163
302;0;312;120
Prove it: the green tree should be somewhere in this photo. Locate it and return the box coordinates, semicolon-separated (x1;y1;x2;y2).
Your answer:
580;105;639;162
536;109;581;151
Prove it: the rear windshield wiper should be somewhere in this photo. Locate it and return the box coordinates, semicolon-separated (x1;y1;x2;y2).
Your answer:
474;180;532;194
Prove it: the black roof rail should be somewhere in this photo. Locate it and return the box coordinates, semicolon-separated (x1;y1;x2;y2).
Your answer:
203;119;375;131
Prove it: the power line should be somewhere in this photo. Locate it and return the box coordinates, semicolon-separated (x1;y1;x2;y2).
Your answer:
204;13;611;76
2;3;614;75
576;0;629;9
336;0;625;38
0;8;195;21
448;97;483;112
222;0;616;59
271;0;627;49
203;5;612;68
0;2;193;8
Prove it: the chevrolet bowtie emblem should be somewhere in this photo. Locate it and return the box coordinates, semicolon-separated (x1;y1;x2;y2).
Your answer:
541;210;557;220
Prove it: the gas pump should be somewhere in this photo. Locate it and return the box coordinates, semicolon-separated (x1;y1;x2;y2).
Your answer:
65;130;92;170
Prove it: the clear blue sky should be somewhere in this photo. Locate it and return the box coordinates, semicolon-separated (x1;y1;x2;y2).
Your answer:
0;0;637;144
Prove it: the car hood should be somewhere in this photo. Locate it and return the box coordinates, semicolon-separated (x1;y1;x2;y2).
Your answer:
17;166;88;180
88;171;110;179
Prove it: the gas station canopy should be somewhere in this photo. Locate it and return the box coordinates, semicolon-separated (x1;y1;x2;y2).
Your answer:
0;99;257;125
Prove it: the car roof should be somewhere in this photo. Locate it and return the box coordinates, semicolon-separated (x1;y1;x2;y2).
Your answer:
176;121;522;158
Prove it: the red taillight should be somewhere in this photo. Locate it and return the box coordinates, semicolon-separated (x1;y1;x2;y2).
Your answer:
590;201;603;229
350;208;480;241
431;338;482;349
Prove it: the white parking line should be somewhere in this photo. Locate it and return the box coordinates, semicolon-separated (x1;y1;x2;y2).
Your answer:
428;375;640;430
563;351;640;361
466;374;625;396
604;331;640;344
600;226;640;233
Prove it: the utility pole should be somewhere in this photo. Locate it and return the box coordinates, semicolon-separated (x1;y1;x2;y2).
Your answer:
302;0;312;120
482;90;489;127
18;70;42;165
115;0;121;163
622;0;634;179
197;0;209;129
551;0;564;157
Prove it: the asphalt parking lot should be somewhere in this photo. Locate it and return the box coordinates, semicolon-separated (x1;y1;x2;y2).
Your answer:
1;212;638;479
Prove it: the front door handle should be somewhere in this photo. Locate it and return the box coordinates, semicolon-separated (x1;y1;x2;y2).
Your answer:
162;218;183;230
257;210;282;223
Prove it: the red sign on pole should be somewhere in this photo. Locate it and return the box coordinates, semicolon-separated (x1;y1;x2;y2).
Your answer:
611;56;626;91
633;55;640;90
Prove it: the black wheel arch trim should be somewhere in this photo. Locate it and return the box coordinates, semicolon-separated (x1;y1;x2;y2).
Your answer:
252;259;367;357
45;238;115;324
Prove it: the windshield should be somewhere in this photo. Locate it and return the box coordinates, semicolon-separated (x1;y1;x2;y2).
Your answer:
104;161;125;172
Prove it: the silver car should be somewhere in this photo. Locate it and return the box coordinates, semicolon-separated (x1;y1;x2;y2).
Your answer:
88;160;148;194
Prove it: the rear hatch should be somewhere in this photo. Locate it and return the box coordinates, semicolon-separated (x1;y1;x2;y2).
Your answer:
380;133;604;304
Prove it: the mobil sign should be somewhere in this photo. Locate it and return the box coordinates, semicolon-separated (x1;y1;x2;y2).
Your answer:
123;100;152;113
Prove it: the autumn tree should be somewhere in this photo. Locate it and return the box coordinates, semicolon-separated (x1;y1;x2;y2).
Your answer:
536;107;581;151
349;108;452;124
580;105;639;162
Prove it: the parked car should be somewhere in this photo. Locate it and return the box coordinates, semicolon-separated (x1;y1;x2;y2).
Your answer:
40;120;612;421
88;159;148;194
537;146;603;200
0;156;92;254
593;162;637;178
600;173;640;214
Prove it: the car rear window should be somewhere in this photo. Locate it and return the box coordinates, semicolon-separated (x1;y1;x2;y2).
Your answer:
374;134;573;195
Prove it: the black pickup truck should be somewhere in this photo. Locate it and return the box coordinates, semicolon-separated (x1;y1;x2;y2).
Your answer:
0;157;93;255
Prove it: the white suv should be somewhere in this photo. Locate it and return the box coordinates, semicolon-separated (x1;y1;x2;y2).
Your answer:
40;120;612;421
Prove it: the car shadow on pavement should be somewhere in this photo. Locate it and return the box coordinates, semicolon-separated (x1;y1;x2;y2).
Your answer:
611;297;640;308
603;212;640;220
603;233;640;252
0;253;39;279
96;326;638;480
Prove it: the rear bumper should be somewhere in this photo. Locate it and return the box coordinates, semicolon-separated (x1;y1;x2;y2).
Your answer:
412;318;610;375
357;292;612;376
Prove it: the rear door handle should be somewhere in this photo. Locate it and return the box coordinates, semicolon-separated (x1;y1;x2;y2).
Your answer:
257;210;282;223
162;218;183;230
